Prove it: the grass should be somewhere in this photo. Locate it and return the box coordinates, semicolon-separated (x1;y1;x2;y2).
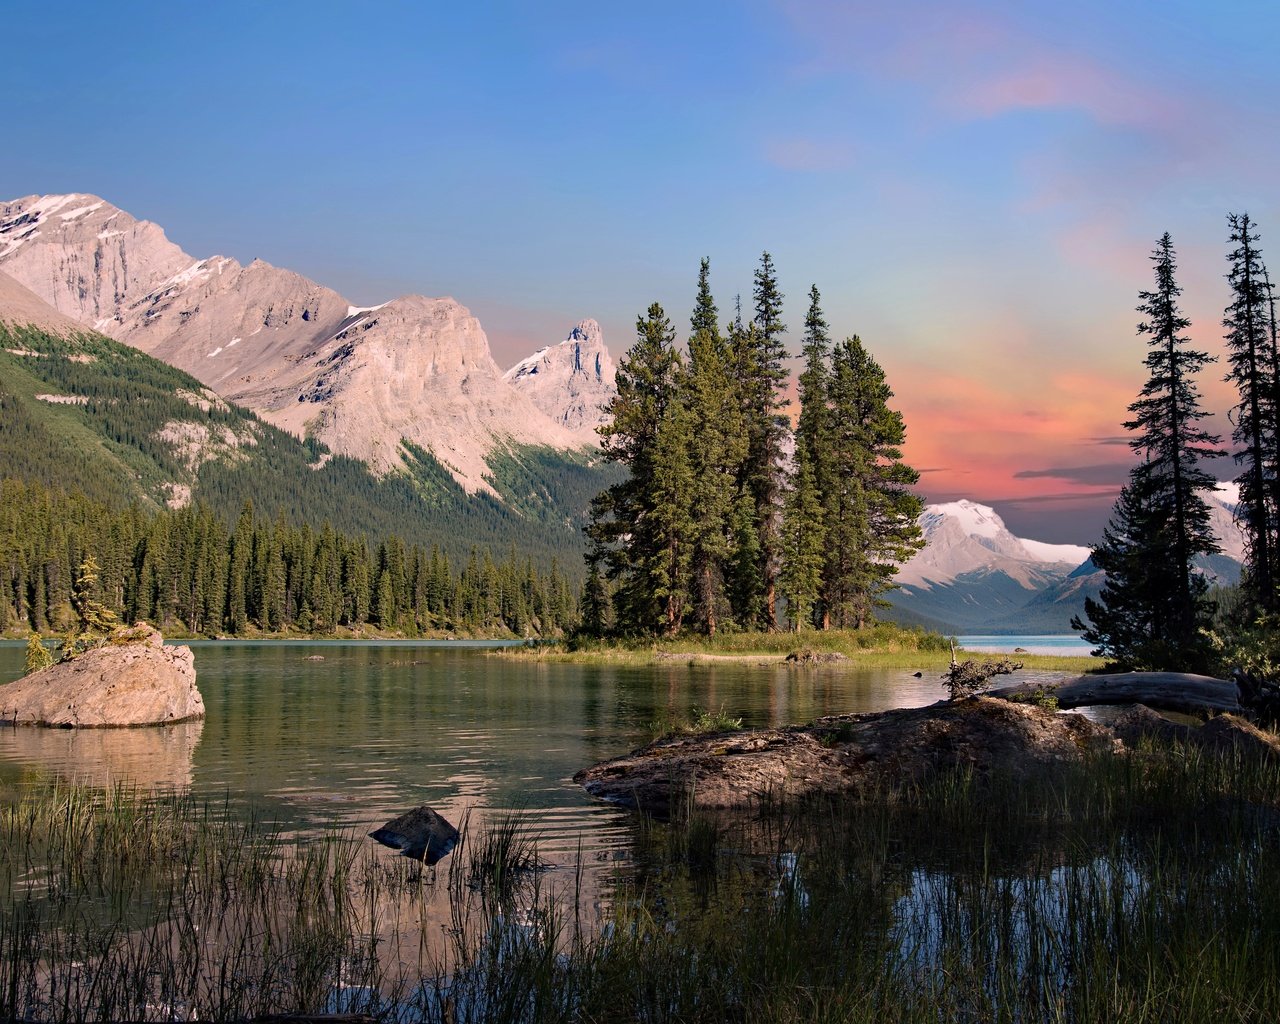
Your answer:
505;624;1100;675
5;733;1277;1023
645;704;745;740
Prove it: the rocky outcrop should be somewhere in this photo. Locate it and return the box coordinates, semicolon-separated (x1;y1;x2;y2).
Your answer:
1112;704;1280;760
0;625;203;727
574;697;1118;816
503;319;617;436
0;193;611;493
257;294;585;488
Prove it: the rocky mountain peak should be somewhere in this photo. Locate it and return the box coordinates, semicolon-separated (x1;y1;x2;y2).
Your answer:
504;319;617;435
0;193;193;327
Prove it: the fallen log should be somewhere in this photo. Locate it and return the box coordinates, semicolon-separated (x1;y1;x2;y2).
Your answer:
988;672;1240;717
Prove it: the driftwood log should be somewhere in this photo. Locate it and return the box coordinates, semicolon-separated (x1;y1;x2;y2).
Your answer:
989;672;1241;717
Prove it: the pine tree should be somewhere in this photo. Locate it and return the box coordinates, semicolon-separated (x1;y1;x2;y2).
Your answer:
779;444;826;630
1223;213;1279;612
1073;470;1180;667
685;261;748;634
824;337;924;627
795;285;836;627
1075;235;1224;668
648;393;696;633
741;251;790;628
588;304;684;634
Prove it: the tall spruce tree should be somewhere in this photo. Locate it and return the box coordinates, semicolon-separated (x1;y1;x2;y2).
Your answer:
587;303;684;634
648;388;696;633
685;261;748;634
823;336;923;628
1223;213;1279;612
740;252;790;629
779;443;826;630
1073;234;1223;669
794;285;836;628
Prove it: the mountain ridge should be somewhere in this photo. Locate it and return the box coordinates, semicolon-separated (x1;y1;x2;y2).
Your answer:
0;193;617;493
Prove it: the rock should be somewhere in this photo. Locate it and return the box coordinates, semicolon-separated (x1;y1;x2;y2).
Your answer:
0;625;203;727
370;805;460;865
1113;704;1280;760
575;697;1117;816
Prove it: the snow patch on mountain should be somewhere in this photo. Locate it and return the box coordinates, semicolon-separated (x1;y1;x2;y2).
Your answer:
1020;538;1093;565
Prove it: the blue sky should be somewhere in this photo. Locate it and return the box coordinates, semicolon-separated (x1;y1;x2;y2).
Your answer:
5;0;1279;540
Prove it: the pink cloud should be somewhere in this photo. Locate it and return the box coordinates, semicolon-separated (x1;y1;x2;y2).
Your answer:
946;54;1174;129
777;1;1184;136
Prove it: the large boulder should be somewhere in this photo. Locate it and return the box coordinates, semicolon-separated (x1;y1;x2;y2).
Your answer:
0;625;203;727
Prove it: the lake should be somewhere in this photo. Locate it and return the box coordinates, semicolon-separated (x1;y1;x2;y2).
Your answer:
0;640;952;867
957;633;1094;656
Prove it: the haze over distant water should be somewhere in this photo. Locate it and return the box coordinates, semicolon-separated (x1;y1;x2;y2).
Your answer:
4;1;1277;542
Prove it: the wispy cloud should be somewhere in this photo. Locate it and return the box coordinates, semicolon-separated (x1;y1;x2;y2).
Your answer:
1013;463;1131;486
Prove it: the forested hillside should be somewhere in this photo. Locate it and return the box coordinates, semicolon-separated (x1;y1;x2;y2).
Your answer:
0;323;619;576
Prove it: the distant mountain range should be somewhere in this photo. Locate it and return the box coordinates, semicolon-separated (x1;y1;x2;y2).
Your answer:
883;495;1244;635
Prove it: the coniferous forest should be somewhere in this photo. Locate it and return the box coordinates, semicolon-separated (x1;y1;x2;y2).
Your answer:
0;478;578;638
582;254;924;637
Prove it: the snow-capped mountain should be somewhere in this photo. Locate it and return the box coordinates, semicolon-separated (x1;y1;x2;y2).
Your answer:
504;319;616;433
886;495;1244;634
0;193;611;492
898;500;1090;591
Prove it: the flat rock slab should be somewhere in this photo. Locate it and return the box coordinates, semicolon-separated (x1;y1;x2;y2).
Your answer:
0;629;203;727
575;697;1118;817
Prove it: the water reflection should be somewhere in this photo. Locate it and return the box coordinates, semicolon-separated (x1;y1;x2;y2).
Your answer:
0;641;951;868
0;718;204;790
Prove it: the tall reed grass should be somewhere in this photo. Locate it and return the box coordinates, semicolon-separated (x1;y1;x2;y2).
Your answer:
3;735;1279;1022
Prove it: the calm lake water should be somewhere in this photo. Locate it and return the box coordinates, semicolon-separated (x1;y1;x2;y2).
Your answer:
0;641;955;866
958;634;1094;656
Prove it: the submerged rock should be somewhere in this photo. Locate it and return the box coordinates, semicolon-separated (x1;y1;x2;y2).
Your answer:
574;697;1118;817
0;625;203;728
370;805;460;864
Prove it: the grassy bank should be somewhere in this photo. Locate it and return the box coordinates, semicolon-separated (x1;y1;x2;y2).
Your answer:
4;731;1277;1022
502;624;1100;674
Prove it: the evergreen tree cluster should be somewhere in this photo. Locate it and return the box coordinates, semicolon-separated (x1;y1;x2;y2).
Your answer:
0;479;578;639
585;255;924;637
1076;219;1280;670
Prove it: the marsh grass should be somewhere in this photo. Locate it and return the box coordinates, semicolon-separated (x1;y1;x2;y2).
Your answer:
4;736;1280;1022
504;625;1098;674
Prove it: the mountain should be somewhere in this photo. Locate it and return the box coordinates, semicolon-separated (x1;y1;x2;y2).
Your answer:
0;307;619;570
0;269;84;336
885;500;1093;633
504;318;616;434
0;193;611;493
884;496;1245;635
